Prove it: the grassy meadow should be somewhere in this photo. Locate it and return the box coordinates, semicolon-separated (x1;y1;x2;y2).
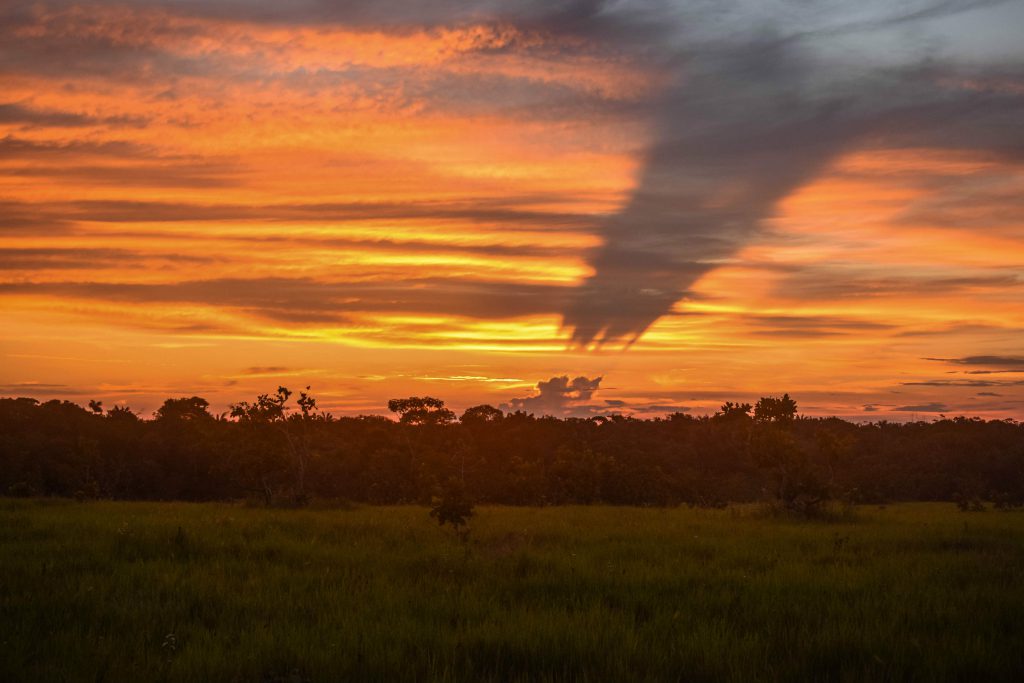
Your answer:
1;500;1023;682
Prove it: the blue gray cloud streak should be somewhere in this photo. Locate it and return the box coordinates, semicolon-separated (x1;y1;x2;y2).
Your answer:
553;0;1024;344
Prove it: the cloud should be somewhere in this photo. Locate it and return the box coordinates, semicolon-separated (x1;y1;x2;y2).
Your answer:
765;267;1021;301
918;357;1024;384
646;404;690;412
0;382;86;397
0;248;212;271
0;102;147;128
3;164;238;189
893;402;950;412
242;366;292;375
963;370;1024;375
507;374;603;416
927;355;1024;367
557;1;1024;345
0;136;156;160
0;197;592;228
0;277;571;323
902;379;1024;387
740;314;896;338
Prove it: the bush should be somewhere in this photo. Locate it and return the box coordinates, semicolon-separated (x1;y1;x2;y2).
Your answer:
430;480;474;542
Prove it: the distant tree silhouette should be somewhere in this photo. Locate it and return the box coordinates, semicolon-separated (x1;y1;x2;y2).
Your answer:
155;397;213;422
753;394;798;424
716;401;752;421
430;478;474;544
460;404;504;425
106;405;139;422
1;392;1022;509
387;397;456;426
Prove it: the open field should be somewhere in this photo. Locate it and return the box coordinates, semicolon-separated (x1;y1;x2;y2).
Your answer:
1;501;1023;682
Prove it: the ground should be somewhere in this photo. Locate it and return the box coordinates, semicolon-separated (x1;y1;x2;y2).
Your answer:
1;500;1022;681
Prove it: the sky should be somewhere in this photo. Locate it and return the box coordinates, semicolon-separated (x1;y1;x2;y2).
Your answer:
2;0;1024;420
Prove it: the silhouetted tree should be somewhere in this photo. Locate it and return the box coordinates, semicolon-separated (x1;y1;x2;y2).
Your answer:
753;394;797;424
230;386;326;505
388;397;456;426
460;404;504;425
430;478;474;544
716;401;752;421
155;397;213;423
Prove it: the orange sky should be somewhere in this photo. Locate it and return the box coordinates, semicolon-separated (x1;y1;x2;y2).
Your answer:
2;1;1024;420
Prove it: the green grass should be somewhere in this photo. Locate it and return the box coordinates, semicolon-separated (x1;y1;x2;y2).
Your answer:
1;501;1023;682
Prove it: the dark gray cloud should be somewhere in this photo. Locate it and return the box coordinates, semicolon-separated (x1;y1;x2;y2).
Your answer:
893;402;950;412
0;382;88;397
643;404;691;414
928;355;1024;367
0;4;218;82
242;366;292;375
0;5;646;124
0;102;147;128
281;66;647;123
558;1;1024;344
0;277;571;323
0;197;593;229
0;136;153;159
0;247;212;270
778;269;1021;300
0;137;241;190
3;164;238;188
738;314;896;338
962;370;1024;375
903;378;1024;387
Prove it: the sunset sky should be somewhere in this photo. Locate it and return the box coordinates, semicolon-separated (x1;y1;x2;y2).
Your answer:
2;0;1024;420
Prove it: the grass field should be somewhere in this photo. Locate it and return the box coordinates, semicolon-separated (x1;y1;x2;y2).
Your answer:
1;500;1023;682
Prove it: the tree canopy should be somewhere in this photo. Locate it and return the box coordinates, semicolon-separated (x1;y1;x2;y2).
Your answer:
1;392;1021;509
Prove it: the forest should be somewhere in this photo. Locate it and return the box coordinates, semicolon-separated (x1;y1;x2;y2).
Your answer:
1;389;1022;511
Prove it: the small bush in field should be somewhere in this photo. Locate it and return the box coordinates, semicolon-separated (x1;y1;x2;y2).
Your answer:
430;481;474;543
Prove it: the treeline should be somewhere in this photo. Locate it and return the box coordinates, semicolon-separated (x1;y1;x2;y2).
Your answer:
1;390;1022;510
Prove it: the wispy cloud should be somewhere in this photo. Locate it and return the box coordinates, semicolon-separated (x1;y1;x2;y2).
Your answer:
893;402;950;412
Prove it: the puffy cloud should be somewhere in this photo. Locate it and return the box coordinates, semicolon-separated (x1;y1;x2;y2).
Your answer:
507;374;603;416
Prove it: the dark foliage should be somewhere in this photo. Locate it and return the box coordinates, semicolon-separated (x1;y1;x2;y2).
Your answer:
1;392;1022;507
429;479;475;539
